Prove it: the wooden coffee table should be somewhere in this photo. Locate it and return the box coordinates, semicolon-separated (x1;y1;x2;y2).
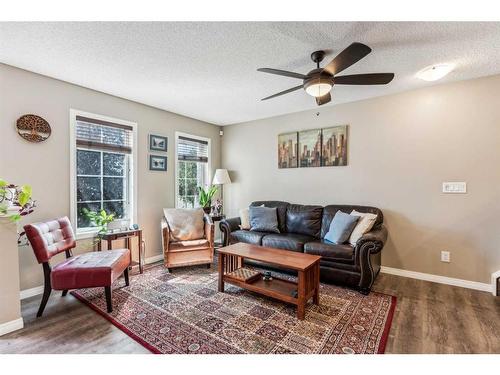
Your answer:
217;242;321;320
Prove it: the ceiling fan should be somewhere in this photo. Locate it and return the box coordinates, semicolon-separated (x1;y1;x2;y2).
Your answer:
257;42;394;106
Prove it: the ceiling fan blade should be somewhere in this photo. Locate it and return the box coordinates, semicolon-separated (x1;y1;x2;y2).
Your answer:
323;42;372;76
316;92;331;106
335;73;395;85
257;68;307;80
261;85;304;101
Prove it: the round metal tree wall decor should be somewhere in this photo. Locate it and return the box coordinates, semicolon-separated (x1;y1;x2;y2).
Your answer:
16;114;51;143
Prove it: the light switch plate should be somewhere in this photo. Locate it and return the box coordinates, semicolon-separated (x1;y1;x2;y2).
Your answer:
442;182;467;194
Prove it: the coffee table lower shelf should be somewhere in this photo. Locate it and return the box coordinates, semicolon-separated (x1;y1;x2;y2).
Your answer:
224;275;299;305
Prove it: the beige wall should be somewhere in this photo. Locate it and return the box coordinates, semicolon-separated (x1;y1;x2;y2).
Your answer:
0;219;22;327
222;74;500;284
0;63;221;291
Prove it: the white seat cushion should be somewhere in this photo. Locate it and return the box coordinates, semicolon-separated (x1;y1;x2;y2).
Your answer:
163;208;204;241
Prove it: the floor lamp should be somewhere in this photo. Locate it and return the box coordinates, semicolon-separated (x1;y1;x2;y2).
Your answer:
212;169;231;215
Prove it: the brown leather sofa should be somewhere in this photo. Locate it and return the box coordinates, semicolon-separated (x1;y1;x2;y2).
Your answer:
220;201;387;294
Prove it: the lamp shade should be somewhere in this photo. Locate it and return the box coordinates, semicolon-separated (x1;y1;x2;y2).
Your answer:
212;169;231;185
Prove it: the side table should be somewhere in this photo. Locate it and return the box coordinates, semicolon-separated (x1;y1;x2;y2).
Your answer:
97;229;144;273
210;214;226;248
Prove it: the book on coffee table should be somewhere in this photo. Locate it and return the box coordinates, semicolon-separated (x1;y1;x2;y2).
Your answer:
225;268;261;283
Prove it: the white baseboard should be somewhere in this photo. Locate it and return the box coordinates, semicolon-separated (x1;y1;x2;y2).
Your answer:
20;253;165;300
491;270;500;296
145;254;163;264
0;317;24;336
20;285;44;300
381;266;493;293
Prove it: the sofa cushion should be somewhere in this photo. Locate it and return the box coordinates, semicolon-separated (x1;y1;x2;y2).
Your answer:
230;230;268;245
321;205;383;239
239;207;251;230
262;233;314;252
250;201;289;233
285;204;323;238
164;208;205;241
304;241;355;263
324;211;359;244
249;206;280;233
348;210;378;245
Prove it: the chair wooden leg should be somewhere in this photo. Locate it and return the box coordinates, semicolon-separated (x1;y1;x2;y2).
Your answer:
37;285;51;317
62;290;68;297
124;267;129;286
37;262;52;318
105;286;113;313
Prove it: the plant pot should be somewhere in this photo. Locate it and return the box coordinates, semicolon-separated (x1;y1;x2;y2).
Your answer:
203;207;211;214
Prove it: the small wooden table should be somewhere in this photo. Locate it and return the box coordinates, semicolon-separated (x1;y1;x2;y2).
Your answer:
97;229;144;274
217;243;321;320
210;214;226;248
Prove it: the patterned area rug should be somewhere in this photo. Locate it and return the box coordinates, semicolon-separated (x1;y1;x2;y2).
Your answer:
72;263;396;354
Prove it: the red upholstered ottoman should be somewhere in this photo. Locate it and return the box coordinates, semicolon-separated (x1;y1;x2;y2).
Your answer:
24;217;131;317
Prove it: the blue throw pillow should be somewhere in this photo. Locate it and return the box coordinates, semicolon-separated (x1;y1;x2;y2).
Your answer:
249;206;280;233
324;211;359;244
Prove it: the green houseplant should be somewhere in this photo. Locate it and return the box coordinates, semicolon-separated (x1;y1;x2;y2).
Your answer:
197;185;218;214
0;179;35;222
82;208;115;243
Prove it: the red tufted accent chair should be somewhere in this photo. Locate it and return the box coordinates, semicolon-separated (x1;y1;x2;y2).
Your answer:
24;217;131;317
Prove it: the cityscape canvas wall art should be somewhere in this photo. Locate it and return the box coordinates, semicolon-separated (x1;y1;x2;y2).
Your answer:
299;129;322;167
321;125;348;166
278;125;348;169
278;132;298;168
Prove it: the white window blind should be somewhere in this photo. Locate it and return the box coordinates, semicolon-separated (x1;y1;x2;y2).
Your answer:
76;115;133;154
177;135;209;163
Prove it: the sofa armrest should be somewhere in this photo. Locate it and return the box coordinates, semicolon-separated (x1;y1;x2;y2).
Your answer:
219;217;241;246
161;217;170;254
354;225;388;291
204;214;215;247
356;225;388;253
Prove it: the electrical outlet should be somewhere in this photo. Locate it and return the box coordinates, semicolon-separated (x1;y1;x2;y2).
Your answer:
441;251;451;263
442;182;467;193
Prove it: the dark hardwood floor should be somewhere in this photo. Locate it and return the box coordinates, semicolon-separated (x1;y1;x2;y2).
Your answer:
1;272;498;354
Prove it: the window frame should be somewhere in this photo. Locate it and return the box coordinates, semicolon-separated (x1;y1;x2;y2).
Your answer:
70;109;138;239
174;131;212;209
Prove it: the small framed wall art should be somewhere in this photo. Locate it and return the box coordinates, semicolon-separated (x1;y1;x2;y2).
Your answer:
149;155;168;171
149;134;168;152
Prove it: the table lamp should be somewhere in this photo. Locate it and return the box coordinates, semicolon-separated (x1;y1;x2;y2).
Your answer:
212;169;231;214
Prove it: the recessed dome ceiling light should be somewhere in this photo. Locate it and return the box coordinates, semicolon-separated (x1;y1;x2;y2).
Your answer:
416;64;455;82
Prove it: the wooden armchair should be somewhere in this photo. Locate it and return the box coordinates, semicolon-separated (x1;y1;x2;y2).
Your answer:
162;212;214;271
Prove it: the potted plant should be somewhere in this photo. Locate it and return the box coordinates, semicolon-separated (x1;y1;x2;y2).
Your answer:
82;208;115;244
197;185;218;214
0;179;36;222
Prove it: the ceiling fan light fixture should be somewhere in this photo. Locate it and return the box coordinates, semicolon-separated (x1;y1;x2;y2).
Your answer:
304;80;332;98
416;64;455;82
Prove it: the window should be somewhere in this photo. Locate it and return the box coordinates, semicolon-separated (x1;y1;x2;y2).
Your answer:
175;133;211;208
70;110;137;236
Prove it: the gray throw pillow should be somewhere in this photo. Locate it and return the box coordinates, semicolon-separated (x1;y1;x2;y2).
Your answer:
249;206;280;233
324;211;359;244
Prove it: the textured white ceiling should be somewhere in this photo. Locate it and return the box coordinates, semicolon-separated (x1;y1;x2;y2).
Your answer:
1;22;500;125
